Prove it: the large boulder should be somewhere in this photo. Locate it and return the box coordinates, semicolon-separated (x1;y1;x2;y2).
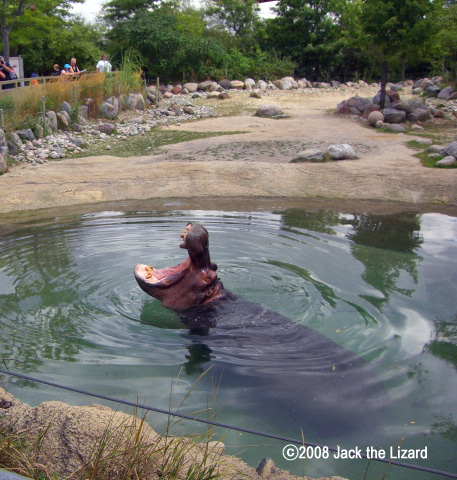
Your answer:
386;124;405;133
230;80;244;89
383;108;406;124
347;96;372;113
255;104;283;117
407;108;431;122
367;111;384;126
62;101;72;116
245;78;256;89
56;112;69;130
126;93;145;111
95;123;115;135
197;80;212;91
441;142;457;158
183;82;198;93
16;128;35;142
438;86;453;100
45;111;58;131
436;156;457;167
101;96;119;119
0;145;7;174
291;148;324;163
6;132;22;155
218;79;232;90
327;144;357;160
426;85;441;97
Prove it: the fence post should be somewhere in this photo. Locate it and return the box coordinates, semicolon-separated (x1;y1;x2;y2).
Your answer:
156;77;159;105
73;85;78;106
0;109;4;131
41;96;46;135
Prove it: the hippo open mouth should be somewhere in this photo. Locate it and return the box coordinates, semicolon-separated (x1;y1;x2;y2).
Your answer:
134;223;224;310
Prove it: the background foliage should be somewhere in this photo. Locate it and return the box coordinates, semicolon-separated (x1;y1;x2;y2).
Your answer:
1;0;457;82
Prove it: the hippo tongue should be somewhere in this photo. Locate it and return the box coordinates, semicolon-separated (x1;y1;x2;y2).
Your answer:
151;266;187;288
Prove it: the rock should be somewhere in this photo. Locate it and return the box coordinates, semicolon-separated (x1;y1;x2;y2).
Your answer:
407;108;431;122
218;92;230;100
433;110;447;119
428;153;442;159
163;92;173;99
126;93;145;111
291;148;325;162
426;85;441;97
206;92;219;99
448;92;457;101
367;111;384;126
386;89;400;102
207;441;225;455
183;106;194;114
410;124;424;131
347;96;372;113
258;80;268;91
171;85;182;95
218;79;232;90
363;104;380;119
84;98;99;119
427;145;445;154
0;145;7;173
60;110;72;124
16;128;35;141
69;137;86;148
77;115;88;126
34;123;44;139
245;78;256;89
0;128;5;146
327;144;357;160
62;101;72;116
79;105;89;120
230;80;244;90
100;99;118;119
256;457;276;476
412;87;423;95
255;104;283;117
56;112;69;130
197;80;212;91
438;86;453;99
386;123;405;133
436;156;456;167
383;108;406;123
6;133;22;155
250;89;261;99
441;142;457;158
415;137;433;145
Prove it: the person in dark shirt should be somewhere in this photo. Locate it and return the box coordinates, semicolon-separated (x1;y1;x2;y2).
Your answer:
0;56;15;89
51;64;61;76
69;58;80;74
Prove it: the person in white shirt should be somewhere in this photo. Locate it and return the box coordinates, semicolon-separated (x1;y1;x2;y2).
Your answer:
96;54;112;73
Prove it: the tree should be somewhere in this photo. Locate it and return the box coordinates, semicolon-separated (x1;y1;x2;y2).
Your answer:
264;0;345;80
360;0;437;106
0;0;83;61
205;0;260;50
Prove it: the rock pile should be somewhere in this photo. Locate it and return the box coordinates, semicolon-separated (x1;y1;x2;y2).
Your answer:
291;144;358;162
336;80;455;131
428;141;457;167
5;95;217;167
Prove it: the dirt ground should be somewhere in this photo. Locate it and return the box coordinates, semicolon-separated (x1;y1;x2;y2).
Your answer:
1;87;456;218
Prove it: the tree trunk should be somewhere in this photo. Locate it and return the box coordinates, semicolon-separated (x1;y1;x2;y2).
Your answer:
2;25;10;62
380;60;387;109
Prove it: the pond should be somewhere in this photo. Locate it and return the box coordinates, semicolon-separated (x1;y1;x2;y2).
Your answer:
1;205;456;479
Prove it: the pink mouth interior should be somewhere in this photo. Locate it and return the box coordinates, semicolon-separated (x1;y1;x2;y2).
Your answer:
136;259;189;284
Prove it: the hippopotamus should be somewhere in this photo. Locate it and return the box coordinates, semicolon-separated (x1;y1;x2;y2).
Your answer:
134;223;387;436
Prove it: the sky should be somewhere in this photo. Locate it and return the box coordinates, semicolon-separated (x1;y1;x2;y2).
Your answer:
70;0;277;23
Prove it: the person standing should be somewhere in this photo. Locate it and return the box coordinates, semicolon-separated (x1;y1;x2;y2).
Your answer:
0;56;16;89
69;58;80;74
51;64;61;76
96;54;112;73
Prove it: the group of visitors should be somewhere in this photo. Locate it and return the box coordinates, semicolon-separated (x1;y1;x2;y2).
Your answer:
0;53;113;89
50;54;112;77
0;55;18;89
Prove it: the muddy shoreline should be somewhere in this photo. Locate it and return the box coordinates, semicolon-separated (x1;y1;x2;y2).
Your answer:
1;88;456;222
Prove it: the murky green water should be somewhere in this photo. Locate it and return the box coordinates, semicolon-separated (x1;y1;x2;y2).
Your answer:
1;207;456;479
